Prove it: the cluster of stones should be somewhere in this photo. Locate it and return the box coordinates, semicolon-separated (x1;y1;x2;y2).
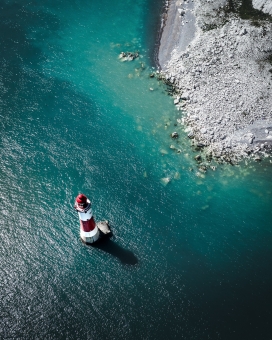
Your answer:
118;51;139;62
162;12;272;163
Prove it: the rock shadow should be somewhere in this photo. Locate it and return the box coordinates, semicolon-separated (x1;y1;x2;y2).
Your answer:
93;239;138;266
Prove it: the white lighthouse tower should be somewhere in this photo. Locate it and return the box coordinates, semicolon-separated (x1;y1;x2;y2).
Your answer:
74;193;111;244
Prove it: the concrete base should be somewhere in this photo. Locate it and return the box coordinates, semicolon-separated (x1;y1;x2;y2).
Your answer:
82;221;112;245
81;227;100;244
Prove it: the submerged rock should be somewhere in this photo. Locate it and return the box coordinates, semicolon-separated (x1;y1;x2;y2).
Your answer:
160;177;171;186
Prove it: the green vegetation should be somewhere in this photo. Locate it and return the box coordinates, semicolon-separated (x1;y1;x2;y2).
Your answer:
220;0;271;27
203;23;220;31
238;0;272;22
202;0;271;32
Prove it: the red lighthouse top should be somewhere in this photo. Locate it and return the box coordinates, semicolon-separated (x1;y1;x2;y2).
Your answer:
74;193;91;211
76;194;87;204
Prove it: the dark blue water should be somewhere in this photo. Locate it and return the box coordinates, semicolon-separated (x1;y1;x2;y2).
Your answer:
0;0;272;339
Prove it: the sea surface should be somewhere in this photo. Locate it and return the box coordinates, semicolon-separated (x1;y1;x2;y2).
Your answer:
0;0;272;339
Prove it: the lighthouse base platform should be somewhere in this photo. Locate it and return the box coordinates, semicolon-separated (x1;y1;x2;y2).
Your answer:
82;220;112;245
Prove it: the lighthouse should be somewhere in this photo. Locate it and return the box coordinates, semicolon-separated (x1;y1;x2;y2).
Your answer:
74;193;112;244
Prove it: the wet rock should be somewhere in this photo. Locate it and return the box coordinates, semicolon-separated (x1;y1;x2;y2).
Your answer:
171;132;179;138
194;154;202;161
199;165;207;172
187;131;194;139
174;97;180;105
119;52;126;58
119;51;139;61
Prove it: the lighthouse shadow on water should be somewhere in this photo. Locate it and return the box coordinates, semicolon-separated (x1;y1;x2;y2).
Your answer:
92;239;138;266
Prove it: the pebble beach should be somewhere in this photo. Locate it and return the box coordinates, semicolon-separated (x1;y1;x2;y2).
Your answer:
159;0;272;163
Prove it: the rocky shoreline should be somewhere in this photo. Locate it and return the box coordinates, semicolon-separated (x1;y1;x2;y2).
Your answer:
158;0;272;163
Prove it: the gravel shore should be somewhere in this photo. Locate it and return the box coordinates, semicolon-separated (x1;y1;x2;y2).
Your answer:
159;0;272;163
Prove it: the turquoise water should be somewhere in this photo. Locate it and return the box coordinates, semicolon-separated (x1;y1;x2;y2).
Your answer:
0;0;272;339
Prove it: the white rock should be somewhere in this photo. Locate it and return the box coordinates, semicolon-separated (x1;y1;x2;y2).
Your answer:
181;92;190;100
174;98;180;105
178;8;185;15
